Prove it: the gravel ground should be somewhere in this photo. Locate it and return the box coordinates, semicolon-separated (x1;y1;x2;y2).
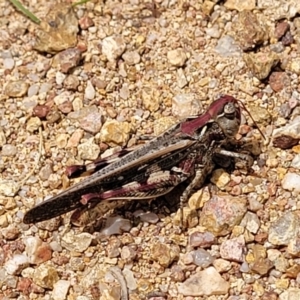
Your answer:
1;0;300;299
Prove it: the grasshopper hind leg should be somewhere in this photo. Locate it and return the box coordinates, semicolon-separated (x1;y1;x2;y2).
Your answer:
179;166;213;228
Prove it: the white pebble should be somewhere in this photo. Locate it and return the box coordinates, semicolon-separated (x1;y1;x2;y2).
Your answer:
84;80;95;100
3;58;15;70
0;180;19;196
52;280;71;300
5;254;29;275
282;172;300;193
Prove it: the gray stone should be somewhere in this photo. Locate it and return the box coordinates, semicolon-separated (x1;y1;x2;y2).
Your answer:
268;211;300;246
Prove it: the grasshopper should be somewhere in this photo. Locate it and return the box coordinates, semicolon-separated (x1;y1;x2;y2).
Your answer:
23;95;256;226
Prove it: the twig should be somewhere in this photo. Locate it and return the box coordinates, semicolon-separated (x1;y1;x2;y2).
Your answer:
8;0;40;24
72;0;91;6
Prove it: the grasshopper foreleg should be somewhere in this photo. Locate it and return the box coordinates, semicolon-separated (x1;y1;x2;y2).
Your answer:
214;148;254;170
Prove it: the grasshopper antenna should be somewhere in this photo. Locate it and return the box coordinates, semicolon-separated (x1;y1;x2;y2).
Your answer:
237;100;266;140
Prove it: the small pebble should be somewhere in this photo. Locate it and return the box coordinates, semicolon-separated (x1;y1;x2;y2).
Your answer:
2;144;17;156
78;140;100;160
84;80;96;100
3;57;15;69
268;211;300;246
282;172;300;192
213;259;232;273
121;246;137;262
122;50;141;65
32;264;59;289
52;280;71;300
192;249;214;267
167;48;187;67
220;236;245;262
178;267;230;296
26;117;42;132
33;105;50;119
0;180;19;196
102;35;126;63
5;254;29;275
99;216;132;237
61;231;93;252
122;268;137;290
5;81;29;97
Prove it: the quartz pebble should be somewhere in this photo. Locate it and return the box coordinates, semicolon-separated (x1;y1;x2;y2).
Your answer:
52;280;71;300
192;249;214;267
210;169;230;189
3;57;15;69
122;50;141;65
77;109;102;134
102;35;126;63
0;129;6;147
0;180;19;196
99;216;132;237
213;259;232;273
122;268;137;290
39;164;53;181
32;264;59;289
167;48;187;67
61;231;93;252
188;231;216;248
26;117;42;132
286;58;300;75
269;211;300;246
170;265;185;282
84;80;96;100
178;267;230;296
172;93;202;118
5;254;29;275
2;144;17;156
66;129;84;148
5;81;29;97
200;195;247;236
133;211;159;224
100;120;131;147
205;26;221;38
214;35;241;57
142;87;161;112
176;68;188;88
220;236;245;262
64;74;80;90
121;246;137;262
78;140;100;160
280;288;300;300
106;238;121;258
2;224;20;240
281;172;300;192
240;211;261;234
24;236;52;265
